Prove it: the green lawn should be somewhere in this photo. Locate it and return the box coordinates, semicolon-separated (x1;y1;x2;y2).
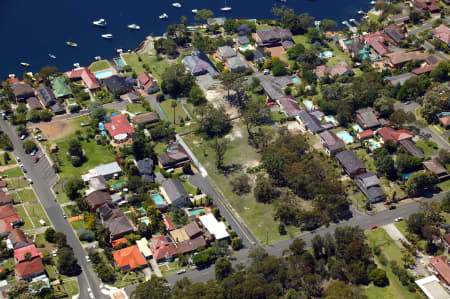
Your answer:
182;122;301;244
5;177;29;189
70;219;86;230
126;103;147;114
89;60;110;72
2;166;23;178
17;189;38;203
160;99;189;124
15;205;33;230
416;140;438;159
55;190;71;204
326;42;352;67
394;221;408;237
62;280;79;297
34;233;53;248
292;35;312;49
181;180;197;195
24;202;50;227
365;228;403;264
121;53;169;81
270;111;286;123
438;178;450;192
1;152;14;165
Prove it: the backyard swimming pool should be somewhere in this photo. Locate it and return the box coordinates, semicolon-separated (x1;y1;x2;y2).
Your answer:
140;217;150;225
188;208;206;216
318;51;333;59
352;124;363;133
291;76;301;84
324;115;336;124
113;57;126;67
240;45;251;51
152;194;165;206
368;139;380;150
94;70;113;79
337;131;354;144
303;100;314;110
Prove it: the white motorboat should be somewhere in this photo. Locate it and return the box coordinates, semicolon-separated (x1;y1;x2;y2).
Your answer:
370;0;376;4
116;49;123;53
128;24;141;30
93;18;107;27
94;56;102;60
73;63;80;68
358;10;365;14
20;62;30;67
172;3;182;8
159;13;168;19
221;6;232;11
192;9;198;14
48;54;56;59
101;34;113;39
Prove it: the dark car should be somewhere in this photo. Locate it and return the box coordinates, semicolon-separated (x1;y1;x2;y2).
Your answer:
389;205;396;210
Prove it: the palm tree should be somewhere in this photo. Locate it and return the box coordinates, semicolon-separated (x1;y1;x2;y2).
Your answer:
171;101;177;125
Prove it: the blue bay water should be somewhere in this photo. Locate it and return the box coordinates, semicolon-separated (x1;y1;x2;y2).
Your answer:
0;0;371;78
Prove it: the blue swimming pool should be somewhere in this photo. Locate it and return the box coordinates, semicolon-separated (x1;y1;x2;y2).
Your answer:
240;45;251;51
324;115;335;123
303;100;314;110
99;122;104;130
152;194;165;206
291;76;301;84
368;139;380;150
318;51;333;59
188;208;206;216
113;57;126;67
94;70;113;79
352;124;363;133
437;112;450;118
337;131;354;144
140;217;150;225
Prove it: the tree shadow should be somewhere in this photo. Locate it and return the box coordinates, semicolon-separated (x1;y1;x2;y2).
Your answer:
220;163;242;176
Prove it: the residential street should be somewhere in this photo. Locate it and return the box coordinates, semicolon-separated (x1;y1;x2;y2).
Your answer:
0;119;107;299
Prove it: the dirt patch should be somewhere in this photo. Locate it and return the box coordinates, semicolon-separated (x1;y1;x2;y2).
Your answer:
225;125;244;141
205;89;239;118
31;120;74;140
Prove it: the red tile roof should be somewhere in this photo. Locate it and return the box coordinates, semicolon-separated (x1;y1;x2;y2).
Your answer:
151;242;178;261
14;244;43;262
0;204;20;228
151;235;169;249
137;72;158;90
15;258;45;278
113;245;147;270
444;233;450;244
0;180;6;188
362;32;386;44
440;116;450;127
378;127;413;143
0;219;12;234
65;68;100;90
358;129;374;139
412;64;438;75
112;238;128;248
370;41;390;56
432;24;450;45
105;114;135;138
8;77;20;86
0;191;12;204
163;215;175;231
429;255;450;285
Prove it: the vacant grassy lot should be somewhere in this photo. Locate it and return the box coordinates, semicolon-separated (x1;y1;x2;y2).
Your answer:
15;205;33;230
122;53;169;81
24;202;50;227
89;60;110;72
5;177;29;189
17;189;38;203
366;228;403;264
326;42;352;67
2;166;23;178
160;99;189;124
126;103;148;114
292;35;312;49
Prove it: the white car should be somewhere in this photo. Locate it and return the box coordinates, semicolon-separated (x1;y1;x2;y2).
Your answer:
20;134;26;140
177;269;186;275
86;256;91;263
15;156;20;162
39;219;46;226
395;217;403;222
27;178;33;184
52;250;57;257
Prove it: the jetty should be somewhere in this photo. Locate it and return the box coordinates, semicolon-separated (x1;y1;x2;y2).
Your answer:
342;20;357;33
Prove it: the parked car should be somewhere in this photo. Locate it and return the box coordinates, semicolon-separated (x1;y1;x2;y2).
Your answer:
370;225;378;230
177;269;186;275
15;156;20;162
39;219;46;226
30;149;38;156
32;128;41;134
395;217;403;222
1;112;6;120
52;250;57;257
63;212;67;219
33;157;39;163
20;134;26;140
19;164;26;173
27;178;33;184
86;256;91;263
404;101;411;105
389;205;396;210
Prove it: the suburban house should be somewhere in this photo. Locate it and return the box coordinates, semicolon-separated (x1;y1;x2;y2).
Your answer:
27;97;42;110
15;258;45;281
133;112;159;127
423;159;449;181
14;244;43;263
383;24;405;46
238;35;250;45
399;139;425;159
105;114;136;143
356;107;380;130
199;214;230;241
97;202;124;222
36;85;56;108
157;144;190;170
51;76;72;98
51;102;65;115
336;150;367;178
370;40;390;56
259;76;292;100
355;172;386;203
314;61;354;78
0;191;13;206
217;46;237;61
160;178;189;207
386;51;427;67
413;0;440;13
238;24;252;36
87;176;109;194
377;127;413;143
253;49;267;63
227;56;248;73
120;91;140;103
277;95;302;117
94;162;122;179
113;245;147;271
85;190;112;212
388;14;410;26
170;227;190;243
182;50;220;78
177;236;207;255
104;215;137;240
358;129;374;140
184;221;202;239
150;235;178;263
137;72;159;94
0;204;21;229
298;110;325;134
431;24;450;45
65;68;100;91
428;255;450;286
136;238;152;259
8;229;32;249
12;84;35;102
440;116;450;128
103;75;133;95
386;73;416;86
255;28;293;48
163;215;175;231
137;158;155;183
319;130;346;155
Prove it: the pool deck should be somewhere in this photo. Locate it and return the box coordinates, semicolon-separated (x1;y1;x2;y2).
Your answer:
93;67;117;79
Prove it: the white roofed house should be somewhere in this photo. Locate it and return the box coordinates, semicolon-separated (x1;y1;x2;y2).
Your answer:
136;238;152;259
199;213;230;240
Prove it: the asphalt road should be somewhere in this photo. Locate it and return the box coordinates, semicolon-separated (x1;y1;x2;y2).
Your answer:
0;119;106;299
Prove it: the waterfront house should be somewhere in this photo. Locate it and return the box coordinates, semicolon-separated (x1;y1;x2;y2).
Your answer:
355;172;385;203
103;75;132;96
26;97;42;110
51;76;72;98
160;178;189;208
85;190;112;212
137;158;155;183
227;56;248;73
8;229;32;249
15;258;45;281
182;50;220;78
217;46;237;61
105;114;136;143
413;0;440;13
12;84;34;102
113;245;147;271
238;35;250;45
383;25;404;46
36;85;56;108
431;24;450;45
255;28;293;48
319;130;346;155
133;112;159;127
65;68;100;91
388;14;410;26
336;150;366;178
238;24;252;36
356;107;380;130
137;72;159;94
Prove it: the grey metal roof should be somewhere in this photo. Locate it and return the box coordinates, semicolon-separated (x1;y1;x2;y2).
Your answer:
137;158;154;175
218;46;236;58
399;139;425;159
95;162;122;176
182;50;220;77
336;151;366;174
227;56;247;71
162;178;188;202
298;110;324;134
386;72;416;86
319;130;346;152
238;35;250;44
356;172;385;203
356;107;380;129
104;215;135;237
